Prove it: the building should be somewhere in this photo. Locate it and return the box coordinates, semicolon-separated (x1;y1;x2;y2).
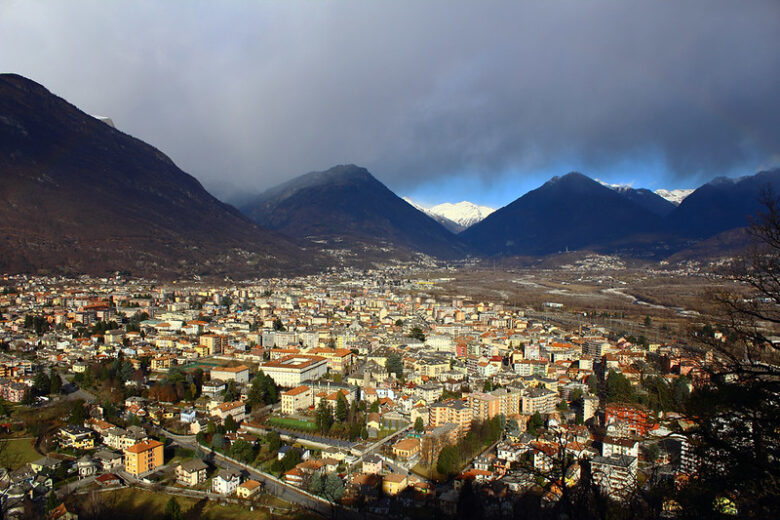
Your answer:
521;387;558;415
199;334;227;355
176;459;208;486
201;380;226;398
281;385;313;415
382;473;409;496
491;387;523;417
362;454;382;474
103;425;148;451
582;395;599;422
236;479;262;499
605;404;653;437
468;392;501;421
210;365;250;384
124;439;164;476
211;401;247;424
429;399;472;437
58;425;95;450
602;436;638;458
590;455;638;500
261;355;328;387
213;470;241;495
392;438;421;459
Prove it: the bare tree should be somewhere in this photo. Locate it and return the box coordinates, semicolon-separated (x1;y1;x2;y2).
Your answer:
677;189;780;518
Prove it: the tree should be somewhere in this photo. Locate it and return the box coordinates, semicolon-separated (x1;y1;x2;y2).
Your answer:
606;370;636;403
409;326;426;342
224;415;238;432
315;399;334;433
385;352;403;379
248;370;278;407
45;493;59;513
414;417;425;433
437;445;460;477
21;388;35;405
229;438;254;463
335;393;348;423
164;497;182;520
368;400;380;413
272;317;286;331
223;380;238;402
322;473;345;502
675;190;780;518
309;472;324;495
280;448;301;471
266;430;281;452
527;412;544;436
68;399;88;424
49;371;62;395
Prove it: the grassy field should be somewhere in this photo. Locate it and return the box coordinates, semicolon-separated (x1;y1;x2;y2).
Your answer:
89;488;308;520
268;417;317;431
0;437;41;470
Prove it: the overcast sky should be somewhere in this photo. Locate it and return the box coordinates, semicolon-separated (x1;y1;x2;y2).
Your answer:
1;1;778;207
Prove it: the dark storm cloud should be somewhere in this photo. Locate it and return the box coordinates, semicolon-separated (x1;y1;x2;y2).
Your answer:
0;0;778;199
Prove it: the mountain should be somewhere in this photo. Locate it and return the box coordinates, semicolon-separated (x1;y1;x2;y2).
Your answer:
0;73;311;278
596;180;676;217
402;198;494;233
665;169;780;239
655;188;694;205
430;201;495;231
402;197;462;233
241;165;469;260
460;172;664;256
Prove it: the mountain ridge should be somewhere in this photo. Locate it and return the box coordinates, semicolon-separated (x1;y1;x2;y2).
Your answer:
0;73;313;278
241;164;471;261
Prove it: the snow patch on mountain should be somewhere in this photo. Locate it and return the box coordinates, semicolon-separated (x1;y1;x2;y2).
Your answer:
595;178;633;191
403;198;495;232
655;189;694;205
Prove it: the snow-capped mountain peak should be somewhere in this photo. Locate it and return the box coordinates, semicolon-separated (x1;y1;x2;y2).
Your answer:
654;189;694;205
403;198;495;232
595;178;633;192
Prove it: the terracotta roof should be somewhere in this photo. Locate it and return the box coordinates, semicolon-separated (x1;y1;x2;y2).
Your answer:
125;439;163;454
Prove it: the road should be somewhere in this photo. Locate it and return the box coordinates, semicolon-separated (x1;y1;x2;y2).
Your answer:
160;427;346;518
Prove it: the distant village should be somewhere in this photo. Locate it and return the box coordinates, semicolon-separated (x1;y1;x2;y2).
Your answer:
0;267;709;519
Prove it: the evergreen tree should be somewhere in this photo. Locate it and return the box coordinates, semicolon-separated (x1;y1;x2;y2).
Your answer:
385;352;404;379
164;497;182;520
414;417;425;433
335;393;349;422
49;371;62;395
315;399;334;433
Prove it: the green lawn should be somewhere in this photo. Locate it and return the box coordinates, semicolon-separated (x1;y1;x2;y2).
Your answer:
267;417;317;431
0;437;41;470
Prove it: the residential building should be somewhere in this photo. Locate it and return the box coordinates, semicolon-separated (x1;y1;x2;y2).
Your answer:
590;455;638;500
124;439;164;476
382;473;409;496
58;425;95;450
521;387;558;415
236;479;262;499
210;401;247;424
468;392;501;422
213;470;241;495
176;459;208;486
429;399;471;437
